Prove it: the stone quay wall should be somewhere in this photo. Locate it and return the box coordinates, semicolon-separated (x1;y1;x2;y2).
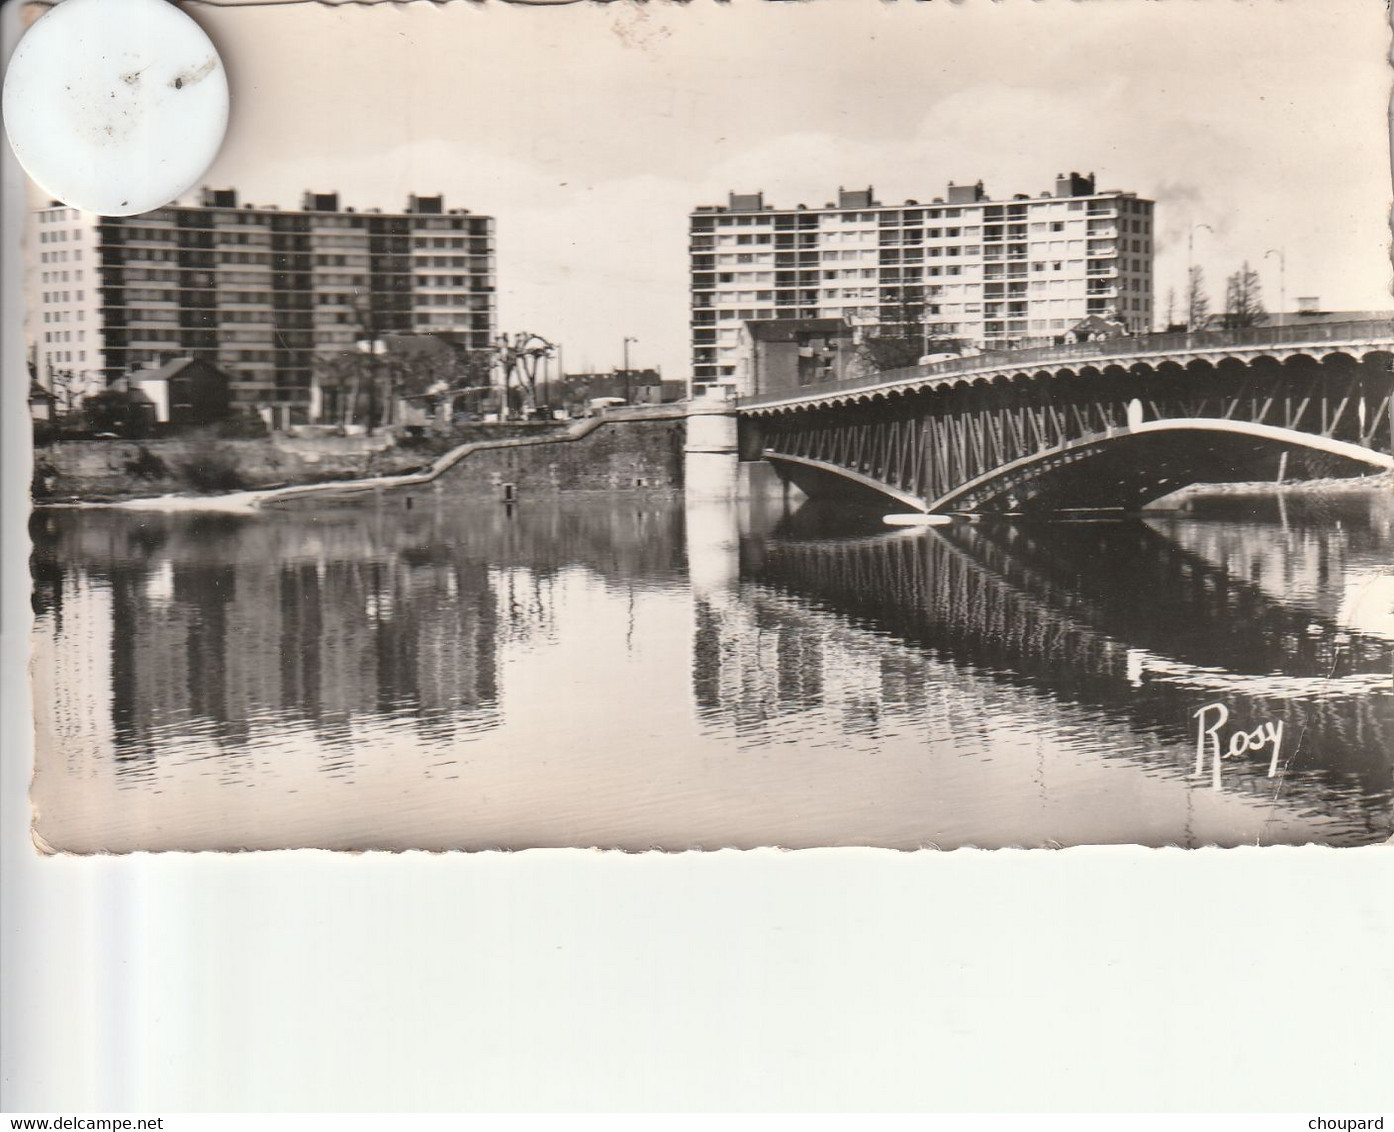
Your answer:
32;433;433;502
30;419;678;504
259;409;689;511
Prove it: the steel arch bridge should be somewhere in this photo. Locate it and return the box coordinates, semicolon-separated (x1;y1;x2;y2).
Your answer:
738;320;1394;513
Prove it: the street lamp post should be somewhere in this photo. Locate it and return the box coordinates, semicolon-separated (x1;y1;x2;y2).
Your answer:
1265;248;1286;327
622;335;638;402
1187;222;1214;331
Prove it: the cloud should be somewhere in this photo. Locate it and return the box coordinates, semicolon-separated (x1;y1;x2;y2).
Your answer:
190;0;1390;374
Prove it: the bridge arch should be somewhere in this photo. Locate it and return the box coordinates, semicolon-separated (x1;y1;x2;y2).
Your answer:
762;416;1392;516
927;418;1394;514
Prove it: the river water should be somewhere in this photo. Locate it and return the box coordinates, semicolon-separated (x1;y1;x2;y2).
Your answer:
28;488;1394;851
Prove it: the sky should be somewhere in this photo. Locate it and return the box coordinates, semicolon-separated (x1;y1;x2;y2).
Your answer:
157;0;1392;375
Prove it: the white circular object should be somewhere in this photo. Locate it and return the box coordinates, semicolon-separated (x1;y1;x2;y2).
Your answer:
2;0;228;216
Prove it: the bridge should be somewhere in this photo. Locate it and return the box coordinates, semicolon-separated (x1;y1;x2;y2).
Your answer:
738;319;1394;513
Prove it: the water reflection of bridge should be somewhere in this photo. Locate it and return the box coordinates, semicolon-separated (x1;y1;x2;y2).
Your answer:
710;514;1392;830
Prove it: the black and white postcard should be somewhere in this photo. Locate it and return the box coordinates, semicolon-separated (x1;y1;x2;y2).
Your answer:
18;0;1393;852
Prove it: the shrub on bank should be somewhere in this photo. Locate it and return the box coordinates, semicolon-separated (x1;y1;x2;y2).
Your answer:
32;456;59;500
125;446;169;480
174;442;247;492
209;413;269;440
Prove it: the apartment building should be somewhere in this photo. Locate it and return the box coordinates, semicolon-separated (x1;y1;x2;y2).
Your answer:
689;173;1154;388
31;189;496;422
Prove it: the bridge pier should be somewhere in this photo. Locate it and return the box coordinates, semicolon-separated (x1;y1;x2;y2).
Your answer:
685;383;740;501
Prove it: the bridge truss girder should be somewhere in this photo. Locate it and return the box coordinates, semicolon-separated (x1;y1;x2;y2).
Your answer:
748;352;1394;513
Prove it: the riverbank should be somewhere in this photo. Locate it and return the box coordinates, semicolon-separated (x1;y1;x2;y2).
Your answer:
30;423;1394;510
30;422;570;504
1153;470;1394;507
31;408;688;509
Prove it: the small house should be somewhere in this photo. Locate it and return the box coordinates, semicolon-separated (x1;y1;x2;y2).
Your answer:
131;358;232;427
1068;314;1130;343
29;380;57;423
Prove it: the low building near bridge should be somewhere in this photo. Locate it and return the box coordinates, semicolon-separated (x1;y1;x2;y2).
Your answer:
130;357;233;428
735;318;858;399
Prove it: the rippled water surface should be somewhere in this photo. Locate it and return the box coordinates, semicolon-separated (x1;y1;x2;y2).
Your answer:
29;489;1394;850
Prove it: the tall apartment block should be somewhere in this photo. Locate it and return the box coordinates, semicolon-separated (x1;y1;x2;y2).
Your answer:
31;189;496;421
689;173;1154;386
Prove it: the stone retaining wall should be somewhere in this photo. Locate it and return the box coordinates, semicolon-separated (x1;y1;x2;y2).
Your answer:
261;415;687;510
30;423;575;502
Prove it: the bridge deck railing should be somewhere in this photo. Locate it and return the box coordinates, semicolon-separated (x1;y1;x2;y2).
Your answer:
737;317;1394;410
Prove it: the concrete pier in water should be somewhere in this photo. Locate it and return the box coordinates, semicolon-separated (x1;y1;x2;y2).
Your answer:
684;383;740;502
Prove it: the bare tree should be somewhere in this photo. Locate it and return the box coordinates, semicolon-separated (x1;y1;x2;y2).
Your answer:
313;350;368;429
858;294;969;372
1222;261;1267;329
48;368;90;416
495;332;556;418
316;331;509;429
1186;265;1210;331
311;294;382;429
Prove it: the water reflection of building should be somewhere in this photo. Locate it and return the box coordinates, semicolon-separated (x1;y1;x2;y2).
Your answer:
1153;519;1342;622
49;544;502;760
693;598;831;725
33;500;690;771
33;573;115;768
1154;491;1394;638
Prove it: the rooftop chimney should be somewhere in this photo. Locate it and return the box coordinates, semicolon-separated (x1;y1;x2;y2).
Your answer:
946;180;986;205
1054;171;1096;198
